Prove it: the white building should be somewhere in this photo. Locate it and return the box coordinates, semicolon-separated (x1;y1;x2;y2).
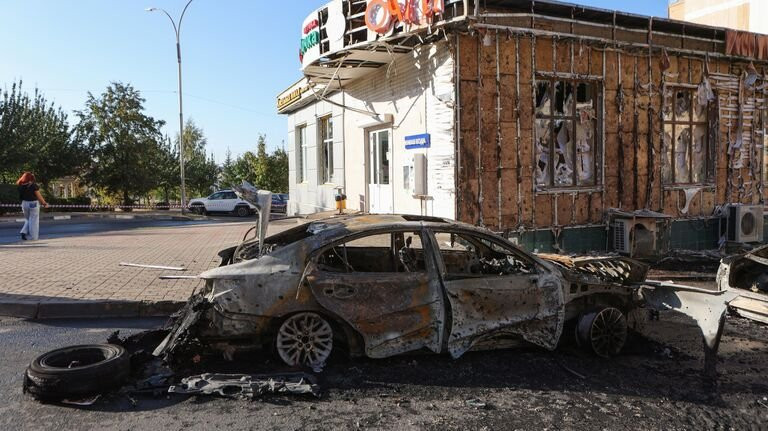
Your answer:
278;1;458;219
669;0;768;34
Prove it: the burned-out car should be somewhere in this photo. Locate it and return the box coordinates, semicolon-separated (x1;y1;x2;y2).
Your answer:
154;214;737;373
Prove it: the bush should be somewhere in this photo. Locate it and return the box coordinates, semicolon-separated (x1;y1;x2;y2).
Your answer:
0;184;19;215
47;196;95;212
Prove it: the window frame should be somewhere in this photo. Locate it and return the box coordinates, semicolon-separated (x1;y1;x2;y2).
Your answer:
429;228;540;279
534;76;602;189
296;124;308;184
318;115;334;184
311;228;428;274
662;86;713;186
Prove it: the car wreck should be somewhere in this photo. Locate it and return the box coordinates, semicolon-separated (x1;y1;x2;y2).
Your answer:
153;209;738;376
717;244;768;325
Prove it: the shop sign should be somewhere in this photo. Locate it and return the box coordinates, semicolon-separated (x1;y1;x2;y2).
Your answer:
300;14;321;64
405;133;431;149
278;86;307;110
365;0;445;34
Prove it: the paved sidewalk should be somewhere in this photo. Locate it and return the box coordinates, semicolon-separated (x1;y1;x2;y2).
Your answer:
0;218;300;319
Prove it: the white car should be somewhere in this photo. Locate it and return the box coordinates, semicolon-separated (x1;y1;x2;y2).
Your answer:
188;190;256;217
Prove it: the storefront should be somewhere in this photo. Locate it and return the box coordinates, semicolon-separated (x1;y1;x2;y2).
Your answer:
278;0;768;254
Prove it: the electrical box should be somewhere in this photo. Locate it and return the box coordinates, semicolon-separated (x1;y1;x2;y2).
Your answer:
411;153;427;196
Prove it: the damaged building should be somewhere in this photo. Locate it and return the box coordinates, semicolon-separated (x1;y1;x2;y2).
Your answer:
278;0;768;257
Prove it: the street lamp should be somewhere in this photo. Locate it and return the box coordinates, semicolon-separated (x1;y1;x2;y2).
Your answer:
146;0;194;215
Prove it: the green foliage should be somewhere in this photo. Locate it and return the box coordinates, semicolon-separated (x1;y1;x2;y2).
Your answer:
0;184;18;214
75;82;166;206
219;135;288;193
177;119;219;198
47;196;94;212
0;81;87;187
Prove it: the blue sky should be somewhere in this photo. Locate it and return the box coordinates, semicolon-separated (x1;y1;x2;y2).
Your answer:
0;0;668;162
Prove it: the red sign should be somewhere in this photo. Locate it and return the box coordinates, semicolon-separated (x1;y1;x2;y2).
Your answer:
365;0;444;34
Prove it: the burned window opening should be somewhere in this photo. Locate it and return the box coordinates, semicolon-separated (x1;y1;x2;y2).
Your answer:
317;231;426;274
434;231;534;279
662;87;712;185
535;77;599;188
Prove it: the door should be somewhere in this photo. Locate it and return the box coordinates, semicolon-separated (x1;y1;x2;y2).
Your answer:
368;129;393;214
206;192;225;212
305;229;444;358
220;191;239;212
429;229;565;358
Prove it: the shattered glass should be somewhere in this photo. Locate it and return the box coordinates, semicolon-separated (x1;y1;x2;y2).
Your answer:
662;125;674;183
554;81;575;116
535;119;551;186
675;91;691;122
675;127;692;183
663;88;674;121
536;82;551;117
554;120;575;186
576;83;596;186
692;125;707;184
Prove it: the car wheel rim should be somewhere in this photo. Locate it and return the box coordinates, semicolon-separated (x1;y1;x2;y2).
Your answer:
589;308;627;358
277;313;333;370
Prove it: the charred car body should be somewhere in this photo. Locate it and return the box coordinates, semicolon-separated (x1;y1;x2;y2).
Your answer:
155;213;737;373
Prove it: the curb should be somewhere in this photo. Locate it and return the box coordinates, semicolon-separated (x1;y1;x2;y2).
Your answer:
0;213;200;224
0;299;185;320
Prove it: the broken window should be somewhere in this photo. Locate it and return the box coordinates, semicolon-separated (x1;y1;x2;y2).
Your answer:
535;78;600;188
662;87;712;185
316;231;425;273
762;109;768;185
433;231;534;279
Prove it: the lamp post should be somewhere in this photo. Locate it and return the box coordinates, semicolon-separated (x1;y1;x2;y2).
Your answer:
146;0;194;214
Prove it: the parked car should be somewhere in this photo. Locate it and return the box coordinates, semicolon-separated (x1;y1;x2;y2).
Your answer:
154;214;734;373
271;193;288;214
188;190;256;217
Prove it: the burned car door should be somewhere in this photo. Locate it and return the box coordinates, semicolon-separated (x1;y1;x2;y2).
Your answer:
429;230;565;358
305;229;445;358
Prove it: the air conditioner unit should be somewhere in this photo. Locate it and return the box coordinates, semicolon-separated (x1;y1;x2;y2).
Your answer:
613;218;658;258
726;204;764;244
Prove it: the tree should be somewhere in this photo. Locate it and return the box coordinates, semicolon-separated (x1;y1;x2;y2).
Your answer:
156;136;179;203
219;147;237;189
0;81;87;187
75;82;165;206
221;135;288;193
176;119;218;197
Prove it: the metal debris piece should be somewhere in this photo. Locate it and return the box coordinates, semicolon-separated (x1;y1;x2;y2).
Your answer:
465;399;489;409
61;395;100;406
120;263;186;271
168;373;320;399
159;275;200;280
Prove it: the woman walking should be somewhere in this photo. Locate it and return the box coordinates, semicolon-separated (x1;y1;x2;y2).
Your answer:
17;172;49;241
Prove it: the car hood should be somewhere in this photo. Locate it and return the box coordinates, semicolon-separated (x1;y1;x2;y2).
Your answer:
536;254;650;286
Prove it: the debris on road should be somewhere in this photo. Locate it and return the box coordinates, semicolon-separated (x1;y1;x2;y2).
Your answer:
119;263;186;271
168;373;320;399
717;244;768;324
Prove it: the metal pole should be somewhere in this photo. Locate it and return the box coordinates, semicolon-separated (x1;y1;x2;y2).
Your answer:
177;37;186;215
147;0;194;215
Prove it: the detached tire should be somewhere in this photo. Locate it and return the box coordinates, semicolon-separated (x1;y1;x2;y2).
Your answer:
24;344;129;400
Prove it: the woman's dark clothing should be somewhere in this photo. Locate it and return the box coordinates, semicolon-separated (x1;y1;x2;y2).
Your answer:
19;183;39;201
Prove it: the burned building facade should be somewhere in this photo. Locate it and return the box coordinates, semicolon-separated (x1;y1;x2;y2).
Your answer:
278;0;768;255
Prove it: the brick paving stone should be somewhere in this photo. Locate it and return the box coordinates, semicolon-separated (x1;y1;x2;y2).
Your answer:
0;219;300;304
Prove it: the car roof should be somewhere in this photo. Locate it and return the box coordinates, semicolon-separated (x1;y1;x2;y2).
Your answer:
302;214;483;240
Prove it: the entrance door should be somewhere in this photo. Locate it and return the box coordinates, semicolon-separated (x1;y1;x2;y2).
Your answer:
368;129;393;214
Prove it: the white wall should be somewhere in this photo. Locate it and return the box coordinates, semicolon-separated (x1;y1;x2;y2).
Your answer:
283;40;456;219
286;98;345;215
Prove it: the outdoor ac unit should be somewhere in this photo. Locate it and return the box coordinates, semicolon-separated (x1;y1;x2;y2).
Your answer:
613;218;658;257
726;204;764;244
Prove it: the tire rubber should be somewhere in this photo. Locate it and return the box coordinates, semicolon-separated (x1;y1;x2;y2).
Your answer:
24;344;130;400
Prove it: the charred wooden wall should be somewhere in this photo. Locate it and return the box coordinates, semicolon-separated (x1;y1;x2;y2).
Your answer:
456;31;768;232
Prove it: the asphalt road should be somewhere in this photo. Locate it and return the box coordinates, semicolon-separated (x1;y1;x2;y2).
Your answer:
0;217;247;245
2;314;767;431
